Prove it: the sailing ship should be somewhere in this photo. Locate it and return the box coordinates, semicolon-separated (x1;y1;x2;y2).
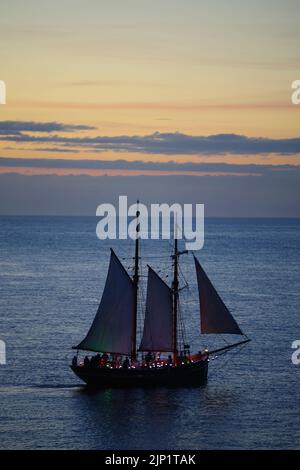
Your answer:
71;206;250;387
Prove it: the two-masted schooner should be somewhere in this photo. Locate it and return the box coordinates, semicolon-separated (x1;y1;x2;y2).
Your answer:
71;205;250;387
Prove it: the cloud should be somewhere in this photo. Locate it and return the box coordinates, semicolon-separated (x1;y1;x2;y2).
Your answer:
0;120;96;136
1;156;299;175
3;147;79;153
1;125;300;156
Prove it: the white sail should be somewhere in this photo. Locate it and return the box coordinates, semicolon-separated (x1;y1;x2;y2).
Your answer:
139;266;173;352
74;249;135;354
194;256;243;335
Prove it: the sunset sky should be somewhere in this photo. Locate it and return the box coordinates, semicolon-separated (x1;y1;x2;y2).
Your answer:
0;0;299;215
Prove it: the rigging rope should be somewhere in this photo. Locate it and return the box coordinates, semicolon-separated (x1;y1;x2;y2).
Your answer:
208;342;249;378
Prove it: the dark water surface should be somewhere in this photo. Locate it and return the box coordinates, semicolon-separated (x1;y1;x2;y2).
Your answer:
0;216;299;449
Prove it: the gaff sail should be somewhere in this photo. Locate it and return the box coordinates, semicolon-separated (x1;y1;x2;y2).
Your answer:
194;256;243;335
74;249;135;355
139;266;173;352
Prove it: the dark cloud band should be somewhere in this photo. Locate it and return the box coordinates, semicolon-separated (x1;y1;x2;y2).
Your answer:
0;120;96;136
1;121;300;155
0;156;299;175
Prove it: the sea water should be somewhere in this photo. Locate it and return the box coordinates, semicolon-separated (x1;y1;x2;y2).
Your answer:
0;216;299;449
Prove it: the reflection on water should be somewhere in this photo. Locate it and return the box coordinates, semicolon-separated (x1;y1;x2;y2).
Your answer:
67;383;241;449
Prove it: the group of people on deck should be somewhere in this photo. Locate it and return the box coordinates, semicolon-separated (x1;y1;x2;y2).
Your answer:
72;351;175;369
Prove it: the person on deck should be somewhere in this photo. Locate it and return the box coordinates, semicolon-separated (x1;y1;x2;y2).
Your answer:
72;355;77;367
167;354;173;366
95;353;101;366
101;352;109;364
111;354;120;368
122;357;130;369
90;356;96;367
84;356;90;368
145;351;152;367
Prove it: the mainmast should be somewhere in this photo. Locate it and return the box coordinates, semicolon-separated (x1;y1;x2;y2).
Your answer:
172;235;179;364
132;200;140;361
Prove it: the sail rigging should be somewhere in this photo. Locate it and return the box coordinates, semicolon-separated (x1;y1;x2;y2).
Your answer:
71;231;251;387
139;266;173;352
74;249;135;354
194;256;243;335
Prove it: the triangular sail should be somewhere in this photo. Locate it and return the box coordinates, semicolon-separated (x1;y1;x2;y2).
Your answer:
194;256;243;335
74;249;135;354
139;266;173;352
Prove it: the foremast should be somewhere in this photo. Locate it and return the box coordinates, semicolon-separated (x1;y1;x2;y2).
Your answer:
132;200;140;361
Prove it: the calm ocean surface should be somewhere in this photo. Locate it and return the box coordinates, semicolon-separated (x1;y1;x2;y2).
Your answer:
0;216;299;449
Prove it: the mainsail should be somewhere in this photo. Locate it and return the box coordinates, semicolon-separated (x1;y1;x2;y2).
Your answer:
194;256;243;335
74;249;135;354
139;266;173;352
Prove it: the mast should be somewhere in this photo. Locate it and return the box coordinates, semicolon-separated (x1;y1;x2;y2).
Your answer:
132;200;140;361
172;234;178;364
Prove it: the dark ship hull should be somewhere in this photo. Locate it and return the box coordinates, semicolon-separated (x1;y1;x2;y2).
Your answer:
71;358;208;388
